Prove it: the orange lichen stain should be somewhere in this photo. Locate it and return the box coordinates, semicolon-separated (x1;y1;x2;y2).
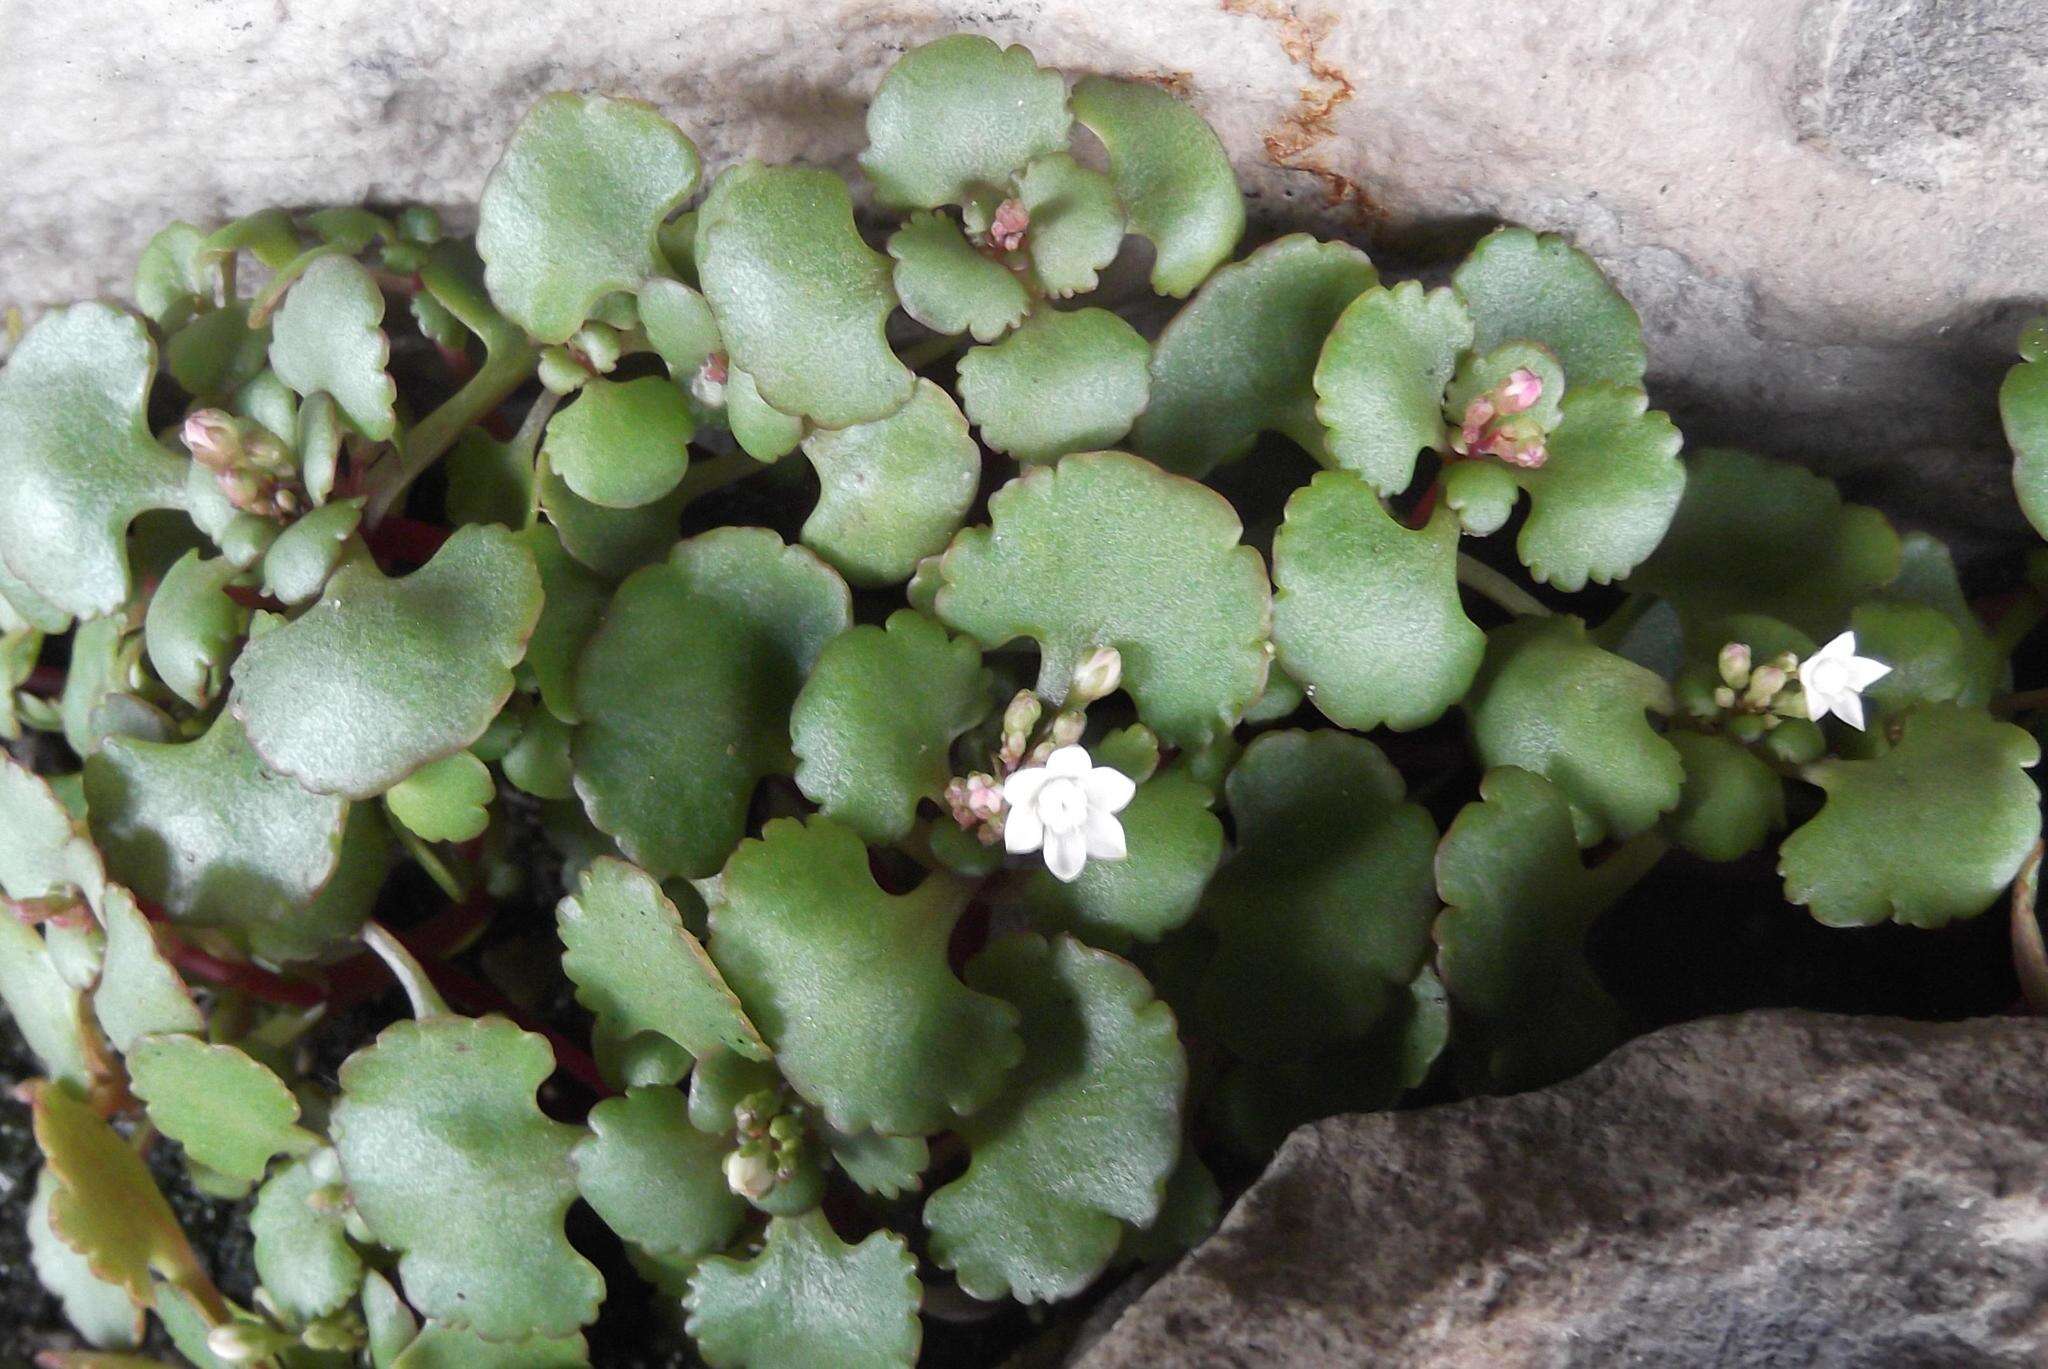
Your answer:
1220;0;1382;224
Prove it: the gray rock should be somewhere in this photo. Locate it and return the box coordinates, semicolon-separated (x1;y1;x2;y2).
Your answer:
4;0;2045;545
1081;1011;2048;1368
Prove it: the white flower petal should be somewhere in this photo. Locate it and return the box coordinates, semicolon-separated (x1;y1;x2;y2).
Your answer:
1816;630;1858;662
1082;808;1127;861
1001;765;1052;809
1082;766;1136;814
1835;690;1866;731
1044;745;1092;779
1843;656;1892;690
1044;827;1088;882
1004;804;1045;854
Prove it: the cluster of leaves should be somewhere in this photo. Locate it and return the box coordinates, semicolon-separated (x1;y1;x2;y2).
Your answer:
0;33;2042;1368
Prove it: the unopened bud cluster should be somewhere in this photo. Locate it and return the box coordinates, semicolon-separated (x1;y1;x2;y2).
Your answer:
1678;640;1827;763
1451;367;1549;469
722;1086;824;1215
183;409;304;519
945;648;1119;845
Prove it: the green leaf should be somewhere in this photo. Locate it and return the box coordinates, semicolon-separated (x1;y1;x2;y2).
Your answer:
1872;531;2003;706
1512;384;1685;590
1313;281;1473;494
127;1035;315;1184
29;1167;144;1349
363;1270;418;1368
956;308;1150;464
886;212;1031;343
0;303;189;617
85;713;373;964
558;856;767;1060
1022;773;1223;947
444;428;531;529
30;1079;214;1314
477;93;700;343
934;451;1272;747
2003;324;2048;540
268;255;397;440
790;611;991;843
0;756;104;903
1195;730;1439;1061
141;552;245;709
1625;448;1901;638
164;303;270;402
1070;76;1243;297
543;376;693;509
1465;616;1683;843
1130;235;1377;477
704;816;1023;1136
637;277;723;381
514;524;608;728
573;1086;747;1258
540;464;687;580
1015;152;1125;299
392;1326;590;1369
1271;473;1483;731
1664;731;1786;862
827;1128;930;1200
250;1150;364;1325
383;751;494;843
1434;767;1633;1092
686;1211;921;1369
331;1015;603;1339
1779;705;2041;928
859;35;1070;210
925;935;1184;1303
504;708;575;800
135;221;213;323
1452;227;1646;387
800;380;982;586
698;164;913;427
260;498;364;605
573;529;849;878
92;884;203;1054
230;524;542;798
0;915;98;1092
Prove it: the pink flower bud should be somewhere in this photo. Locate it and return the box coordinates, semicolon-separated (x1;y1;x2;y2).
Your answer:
1498;368;1543;414
182;409;241;470
989;199;1030;252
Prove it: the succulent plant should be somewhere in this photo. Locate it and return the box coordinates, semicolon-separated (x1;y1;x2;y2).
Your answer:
1;31;2043;1367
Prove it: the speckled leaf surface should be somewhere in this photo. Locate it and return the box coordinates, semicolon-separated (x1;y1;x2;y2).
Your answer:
268;254;396;440
1314;281;1473;494
800;379;982;585
686;1212;921;1369
860;35;1069;210
1070;76;1243;297
573;1086;747;1259
1452;227;1646;387
956;308;1150;464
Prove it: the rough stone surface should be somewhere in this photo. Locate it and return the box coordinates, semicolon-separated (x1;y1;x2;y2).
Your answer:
3;0;2046;546
1082;1011;2048;1368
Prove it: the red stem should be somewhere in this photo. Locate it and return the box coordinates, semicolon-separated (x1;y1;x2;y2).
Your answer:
21;666;64;698
1406;477;1443;530
362;515;453;569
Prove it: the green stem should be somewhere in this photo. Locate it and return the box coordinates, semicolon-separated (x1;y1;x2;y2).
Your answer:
392;822;469;903
676;448;774;506
512;391;561;530
1993;686;2048;718
1456;554;1552;618
360;922;451;1019
1584;829;1670;913
246;244;341;327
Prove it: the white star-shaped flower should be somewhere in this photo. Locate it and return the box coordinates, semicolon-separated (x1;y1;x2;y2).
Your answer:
1799;630;1891;730
1001;744;1134;882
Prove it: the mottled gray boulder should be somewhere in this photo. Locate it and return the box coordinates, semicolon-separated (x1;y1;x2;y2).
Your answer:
5;0;2045;543
1082;1011;2048;1368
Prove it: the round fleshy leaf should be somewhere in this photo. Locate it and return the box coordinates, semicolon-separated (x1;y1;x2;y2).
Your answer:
1130;235;1378;476
2003;326;2048;539
790;611;991;844
540;463;685;581
1022;774;1222;947
93;884;204;1054
859;35;1070;211
0;916;98;1092
0;756;103;905
1195;730;1439;1062
637;277;722;377
934;451;1271;747
30;1079;214;1314
1868;531;2003;707
827;1128;930;1200
1848;600;1991;728
1271;473;1483;732
800;380;982;586
477;92;700;344
1434;766;1634;1092
250;1151;365;1324
886;212;1030;343
268;254;397;440
558;856;767;1061
230;524;542;799
260;498;364;606
84;713;369;964
543;376;693;509
574;529;849;878
575;1086;747;1259
698;164;912;427
392;1326;589;1369
516;524;607;725
725;366;808;462
1625;448;1901;638
1451;227;1646;387
926;935;1183;1303
142;551;246;710
1313;281;1473;494
28;1167;144;1349
444;427;530;529
135;221;213;323
686;1211;920;1369
1665;731;1785;862
1443;459;1520;537
955;308;1149;464
384;751;494;844
330;1015;604;1340
1780;705;2041;929
127;1035;316;1185
0;303;189;618
1070;75;1243;297
165;303;270;402
1015;152;1125;299
704;816;1023;1136
1512;384;1684;590
1465;616;1683;844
